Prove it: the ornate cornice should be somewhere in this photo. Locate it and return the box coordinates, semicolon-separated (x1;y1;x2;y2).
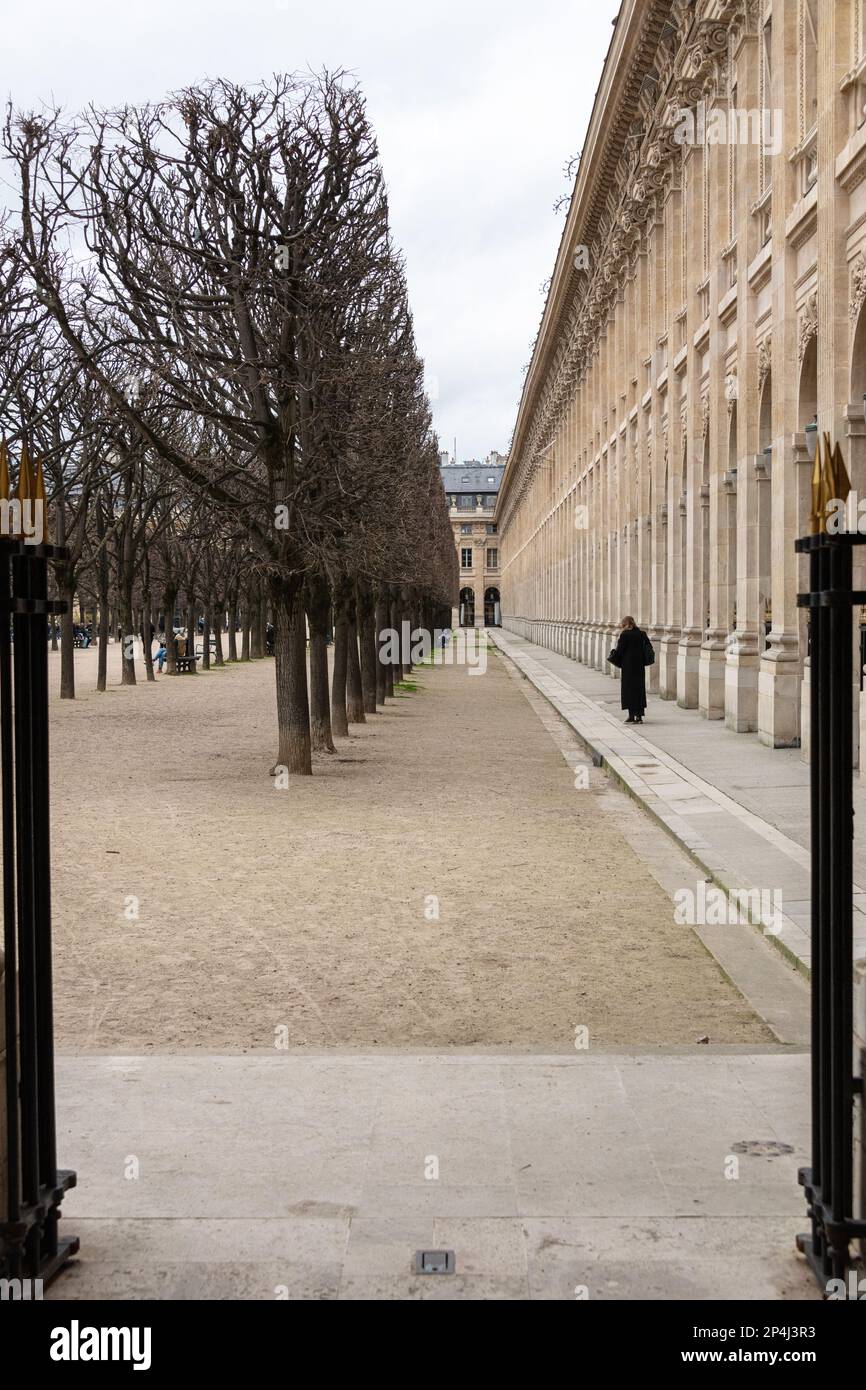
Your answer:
498;0;760;535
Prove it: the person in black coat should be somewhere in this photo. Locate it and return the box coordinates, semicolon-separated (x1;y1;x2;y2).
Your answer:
609;616;649;723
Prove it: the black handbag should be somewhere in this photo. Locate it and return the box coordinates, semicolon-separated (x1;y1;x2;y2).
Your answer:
642;632;656;666
608;648;622;668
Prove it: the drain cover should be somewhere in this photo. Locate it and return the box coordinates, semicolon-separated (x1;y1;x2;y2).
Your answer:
731;1140;795;1158
414;1250;455;1275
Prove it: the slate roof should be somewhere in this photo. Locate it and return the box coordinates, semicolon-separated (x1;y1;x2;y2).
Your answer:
440;465;505;493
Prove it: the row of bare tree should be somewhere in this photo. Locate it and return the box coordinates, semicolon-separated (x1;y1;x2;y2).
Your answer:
0;72;457;774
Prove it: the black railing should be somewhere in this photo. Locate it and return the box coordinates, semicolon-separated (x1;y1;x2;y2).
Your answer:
795;528;866;1290
0;536;78;1286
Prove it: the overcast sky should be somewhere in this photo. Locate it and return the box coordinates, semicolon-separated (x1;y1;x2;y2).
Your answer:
6;0;620;460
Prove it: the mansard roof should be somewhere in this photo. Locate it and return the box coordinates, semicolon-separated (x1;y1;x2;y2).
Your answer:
440;465;505;492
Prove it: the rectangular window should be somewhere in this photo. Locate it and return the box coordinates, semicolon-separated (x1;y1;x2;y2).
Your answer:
458;494;475;509
486;523;498;534
460;524;473;535
486;548;499;568
461;548;473;569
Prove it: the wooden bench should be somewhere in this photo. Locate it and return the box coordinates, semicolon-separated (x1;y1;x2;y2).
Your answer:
175;655;197;674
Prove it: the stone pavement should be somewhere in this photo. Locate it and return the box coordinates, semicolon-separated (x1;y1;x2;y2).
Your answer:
48;1052;817;1301
489;629;866;976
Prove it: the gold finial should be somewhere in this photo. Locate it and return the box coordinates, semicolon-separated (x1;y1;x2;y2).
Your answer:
33;456;48;543
0;441;9;502
810;433;824;534
809;434;851;534
817;432;835;533
16;442;34;503
831;440;851;508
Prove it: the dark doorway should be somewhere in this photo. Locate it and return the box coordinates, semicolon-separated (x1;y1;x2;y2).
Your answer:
459;588;475;627
484;588;500;627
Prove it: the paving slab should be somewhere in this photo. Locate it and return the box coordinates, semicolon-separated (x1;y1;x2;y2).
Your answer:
47;1052;818;1302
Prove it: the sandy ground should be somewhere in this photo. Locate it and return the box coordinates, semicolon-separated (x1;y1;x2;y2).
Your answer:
43;640;772;1050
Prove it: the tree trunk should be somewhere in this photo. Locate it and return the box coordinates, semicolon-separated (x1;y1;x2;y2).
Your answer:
346;599;366;725
257;591;268;660
119;587;136;686
97;601;108;691
389;594;403;684
357;581;378;715
270;577;311;776
250;582;264;658
202;604;211;671
214;606;225;667
241;592;251;662
306;574;335;753
331;585;350;738
227;594;238;662
143;602;156;682
375;592;389;706
163;586;178;673
186;603;196;661
401;590;414;675
59;575;75;699
96;500;110;692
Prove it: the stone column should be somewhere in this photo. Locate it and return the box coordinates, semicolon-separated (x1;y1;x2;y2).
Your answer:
724;17;763;733
678;393;704;707
697;115;733;722
756;0;808;747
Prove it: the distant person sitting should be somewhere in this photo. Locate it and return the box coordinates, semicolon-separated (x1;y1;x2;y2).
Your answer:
155;639;167;673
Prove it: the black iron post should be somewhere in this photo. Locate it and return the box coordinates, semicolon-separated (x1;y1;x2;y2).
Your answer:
0;534;78;1286
796;528;866;1290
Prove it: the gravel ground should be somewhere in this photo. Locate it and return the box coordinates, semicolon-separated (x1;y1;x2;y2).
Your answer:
44;640;772;1051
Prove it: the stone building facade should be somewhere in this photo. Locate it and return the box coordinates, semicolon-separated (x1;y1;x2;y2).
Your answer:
441;458;505;626
497;0;866;764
